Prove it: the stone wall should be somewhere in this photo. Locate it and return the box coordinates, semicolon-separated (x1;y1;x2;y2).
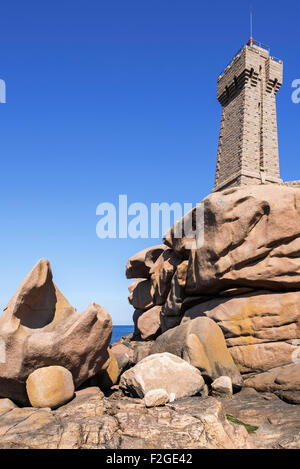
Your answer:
214;44;283;192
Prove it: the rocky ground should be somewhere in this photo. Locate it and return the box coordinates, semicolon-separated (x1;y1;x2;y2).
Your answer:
0;386;300;449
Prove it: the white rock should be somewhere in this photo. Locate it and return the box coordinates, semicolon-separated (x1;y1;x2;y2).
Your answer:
144;389;169;407
120;352;204;401
211;376;233;397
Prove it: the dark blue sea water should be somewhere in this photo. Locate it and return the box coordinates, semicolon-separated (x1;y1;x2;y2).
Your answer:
111;325;134;344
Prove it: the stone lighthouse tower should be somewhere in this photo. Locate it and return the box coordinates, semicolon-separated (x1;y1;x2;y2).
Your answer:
213;40;283;192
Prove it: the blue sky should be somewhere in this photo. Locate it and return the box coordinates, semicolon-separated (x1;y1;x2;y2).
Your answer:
0;0;299;324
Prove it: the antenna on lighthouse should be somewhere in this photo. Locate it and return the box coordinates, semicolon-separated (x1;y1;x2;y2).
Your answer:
249;6;254;47
246;6;255;48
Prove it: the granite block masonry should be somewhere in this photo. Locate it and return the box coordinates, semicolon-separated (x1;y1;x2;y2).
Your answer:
214;43;283;191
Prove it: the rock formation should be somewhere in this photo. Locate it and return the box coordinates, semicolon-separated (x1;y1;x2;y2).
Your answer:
126;245;167;279
150;317;242;389
127;185;300;394
0;259;112;404
120;352;204;401
144;388;170;407
1;185;300;448
211;376;233;398
1;387;300;448
26;366;75;409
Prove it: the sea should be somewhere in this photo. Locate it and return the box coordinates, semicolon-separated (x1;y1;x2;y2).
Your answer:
111;325;134;344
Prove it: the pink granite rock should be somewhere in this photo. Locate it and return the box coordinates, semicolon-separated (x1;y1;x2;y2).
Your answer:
137;306;162;340
128;278;154;311
126;245;167;279
164;185;300;295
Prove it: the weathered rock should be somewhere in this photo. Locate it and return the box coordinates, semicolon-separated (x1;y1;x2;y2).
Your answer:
114;396;251;449
97;351;120;390
113;353;129;374
230;342;298;374
160;313;181;334
150;317;242;388
221;388;300;449
144;389;169;407
165;185;300;295
0;398;18;410
0;407;59;449
0;389;254;449
218;287;256;297
163;205;201;259
181;295;211;314
126;245;167;279
150;249;182;305
132;309;143;338
137;306;162;340
182;290;300;375
0;387;117;449
2;382;300;449
211;376;233;397
111;332;134;345
182;290;300;348
275;390;300;405
0;259;112;404
132;340;154;364
163;272;184;318
244;363;300;392
160;261;189;332
128;278;154;311
111;343;134;363
26;366;75;409
176;260;189;287
120;352;204;400
111;343;134;373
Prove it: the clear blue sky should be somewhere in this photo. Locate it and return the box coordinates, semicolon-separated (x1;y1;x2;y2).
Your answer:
0;0;299;324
